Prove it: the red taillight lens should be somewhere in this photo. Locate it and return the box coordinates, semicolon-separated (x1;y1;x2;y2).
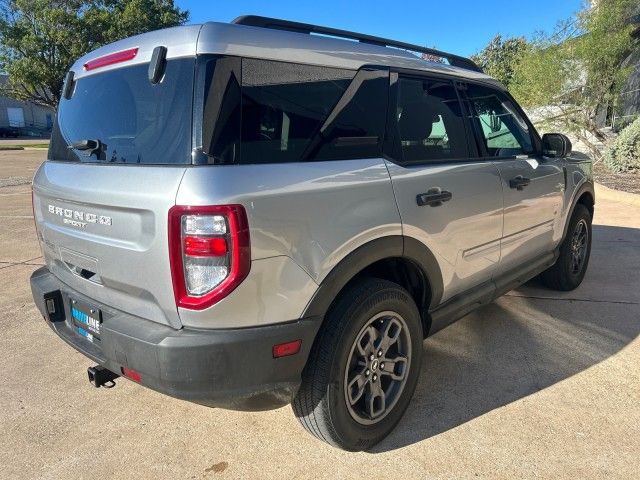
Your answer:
168;205;250;311
84;47;139;71
121;367;141;383
183;236;228;257
272;340;302;358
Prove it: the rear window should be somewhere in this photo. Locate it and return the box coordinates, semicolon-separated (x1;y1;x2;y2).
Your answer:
201;57;389;164
49;58;194;164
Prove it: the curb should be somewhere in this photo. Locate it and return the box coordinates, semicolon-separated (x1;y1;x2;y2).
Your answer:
595;183;640;208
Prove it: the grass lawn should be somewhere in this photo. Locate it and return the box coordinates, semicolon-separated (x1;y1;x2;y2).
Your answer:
0;143;49;150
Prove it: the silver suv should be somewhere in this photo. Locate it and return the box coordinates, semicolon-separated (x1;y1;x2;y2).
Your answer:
30;16;594;451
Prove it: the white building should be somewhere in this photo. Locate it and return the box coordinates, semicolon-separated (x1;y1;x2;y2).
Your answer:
0;74;54;136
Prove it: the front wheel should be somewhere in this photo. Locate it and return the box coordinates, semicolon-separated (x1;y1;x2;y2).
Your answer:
292;278;423;451
541;203;592;291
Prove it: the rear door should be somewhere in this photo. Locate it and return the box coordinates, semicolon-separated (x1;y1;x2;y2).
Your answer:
384;73;503;304
464;83;564;275
32;49;197;329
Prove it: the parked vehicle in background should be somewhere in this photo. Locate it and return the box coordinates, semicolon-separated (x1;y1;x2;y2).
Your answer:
30;16;594;451
0;126;20;137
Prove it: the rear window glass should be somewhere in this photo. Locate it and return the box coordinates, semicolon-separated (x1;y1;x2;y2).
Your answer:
202;58;388;164
49;58;194;164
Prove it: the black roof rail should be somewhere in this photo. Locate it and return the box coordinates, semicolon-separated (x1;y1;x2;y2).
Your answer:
232;15;483;73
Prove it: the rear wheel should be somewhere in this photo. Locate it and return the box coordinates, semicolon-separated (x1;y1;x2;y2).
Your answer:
541;204;592;291
292;278;423;451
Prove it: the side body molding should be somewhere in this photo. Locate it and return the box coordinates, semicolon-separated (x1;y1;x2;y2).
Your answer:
301;235;444;320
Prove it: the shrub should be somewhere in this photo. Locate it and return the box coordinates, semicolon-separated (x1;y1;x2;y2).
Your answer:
604;117;640;173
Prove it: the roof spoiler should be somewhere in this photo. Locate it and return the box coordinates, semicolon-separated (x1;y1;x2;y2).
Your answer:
232;15;483;73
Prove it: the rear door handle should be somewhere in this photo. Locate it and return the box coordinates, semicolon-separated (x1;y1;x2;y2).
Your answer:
416;189;453;207
509;175;531;190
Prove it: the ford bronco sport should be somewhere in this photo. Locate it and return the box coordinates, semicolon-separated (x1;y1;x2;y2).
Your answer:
30;16;594;451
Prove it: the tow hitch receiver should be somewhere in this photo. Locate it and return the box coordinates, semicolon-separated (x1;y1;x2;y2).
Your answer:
87;365;119;388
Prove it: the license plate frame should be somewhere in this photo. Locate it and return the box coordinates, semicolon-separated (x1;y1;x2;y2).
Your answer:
70;298;102;342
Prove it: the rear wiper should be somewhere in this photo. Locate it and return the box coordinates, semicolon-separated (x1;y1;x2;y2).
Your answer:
68;139;107;160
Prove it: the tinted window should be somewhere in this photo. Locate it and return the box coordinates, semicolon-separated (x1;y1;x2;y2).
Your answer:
202;58;389;164
202;57;241;165
466;84;534;156
241;59;353;164
395;77;468;163
305;69;389;161
50;59;194;164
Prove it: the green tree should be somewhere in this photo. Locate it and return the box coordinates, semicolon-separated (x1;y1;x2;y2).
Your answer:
509;0;637;161
471;34;529;88
0;0;189;108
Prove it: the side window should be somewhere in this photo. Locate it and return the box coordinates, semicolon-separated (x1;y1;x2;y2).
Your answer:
240;59;353;164
202;58;388;164
395;77;468;164
466;84;534;157
202;57;242;165
309;69;388;161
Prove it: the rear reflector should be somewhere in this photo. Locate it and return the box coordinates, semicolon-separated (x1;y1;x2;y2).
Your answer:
84;48;139;71
121;367;141;383
272;340;302;358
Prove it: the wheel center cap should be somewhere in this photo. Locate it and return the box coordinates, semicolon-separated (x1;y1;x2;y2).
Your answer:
371;359;379;371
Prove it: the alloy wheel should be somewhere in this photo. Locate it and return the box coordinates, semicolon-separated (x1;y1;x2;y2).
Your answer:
343;311;412;425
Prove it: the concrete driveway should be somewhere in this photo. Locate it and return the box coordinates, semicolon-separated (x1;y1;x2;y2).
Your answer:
1;150;638;479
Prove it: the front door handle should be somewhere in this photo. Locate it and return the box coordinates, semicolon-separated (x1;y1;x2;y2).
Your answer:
416;188;453;207
509;175;531;190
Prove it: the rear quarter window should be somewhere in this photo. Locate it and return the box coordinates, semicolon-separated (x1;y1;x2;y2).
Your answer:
201;57;389;164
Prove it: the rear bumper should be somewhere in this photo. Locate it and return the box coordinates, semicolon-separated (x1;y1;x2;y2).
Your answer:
30;266;320;411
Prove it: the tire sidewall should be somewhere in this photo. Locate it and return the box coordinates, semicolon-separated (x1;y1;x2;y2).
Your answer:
560;205;592;288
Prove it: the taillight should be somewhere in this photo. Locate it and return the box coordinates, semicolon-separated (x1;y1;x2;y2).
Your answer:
168;205;250;310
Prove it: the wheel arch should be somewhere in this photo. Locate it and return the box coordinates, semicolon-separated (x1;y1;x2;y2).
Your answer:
562;182;595;242
301;236;443;337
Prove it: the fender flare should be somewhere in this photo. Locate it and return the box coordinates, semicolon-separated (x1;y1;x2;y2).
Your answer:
562;180;595;242
301;235;444;319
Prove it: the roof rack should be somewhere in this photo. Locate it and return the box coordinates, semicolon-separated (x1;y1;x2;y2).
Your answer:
232;15;483;73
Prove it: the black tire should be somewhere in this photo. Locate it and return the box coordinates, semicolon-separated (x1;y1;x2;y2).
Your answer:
541;204;592;291
292;278;423;451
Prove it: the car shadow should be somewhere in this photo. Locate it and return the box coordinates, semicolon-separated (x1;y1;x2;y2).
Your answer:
372;224;640;452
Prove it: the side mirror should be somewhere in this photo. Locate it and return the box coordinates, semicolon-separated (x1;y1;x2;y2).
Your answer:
542;133;572;158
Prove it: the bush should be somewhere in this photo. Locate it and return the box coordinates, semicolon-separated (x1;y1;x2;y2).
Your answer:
604;117;640;173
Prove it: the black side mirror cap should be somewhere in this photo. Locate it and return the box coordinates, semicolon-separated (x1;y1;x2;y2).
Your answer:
542;133;572;158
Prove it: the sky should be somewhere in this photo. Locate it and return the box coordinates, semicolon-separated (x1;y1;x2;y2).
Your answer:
180;0;585;57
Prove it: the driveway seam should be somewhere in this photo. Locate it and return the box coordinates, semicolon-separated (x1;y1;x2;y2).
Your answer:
505;293;639;306
0;256;44;270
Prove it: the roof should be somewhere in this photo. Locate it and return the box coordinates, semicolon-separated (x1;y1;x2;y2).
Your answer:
70;18;501;87
197;21;498;84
